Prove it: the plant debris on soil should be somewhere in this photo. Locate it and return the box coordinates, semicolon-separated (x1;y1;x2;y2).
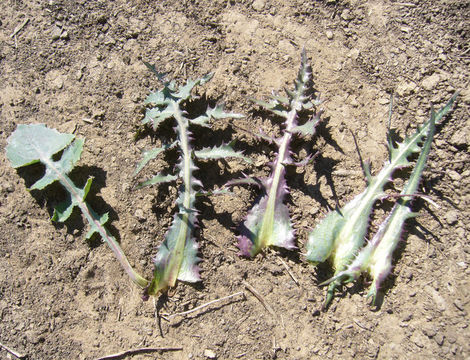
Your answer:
0;1;469;359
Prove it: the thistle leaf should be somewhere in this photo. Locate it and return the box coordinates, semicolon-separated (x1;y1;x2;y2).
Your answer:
52;177;94;222
85;211;109;239
291;114;322;137
190;103;244;127
134;142;177;176
174;73;214;100
142;105;175;131
307;93;458;307
238;50;322;257
136;173;178;188
6;124;75;169
139;65;244;296
238;186;295;257
147;195;200;295
251;98;288;117
194;141;252;163
6;124;149;289
306;210;345;265
366;105;438;304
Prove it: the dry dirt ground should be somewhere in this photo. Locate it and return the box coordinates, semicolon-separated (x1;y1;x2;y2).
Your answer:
1;0;469;359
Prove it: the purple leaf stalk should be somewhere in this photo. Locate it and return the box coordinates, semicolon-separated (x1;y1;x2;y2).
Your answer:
6;124;149;289
307;93;458;307
236;50;323;257
136;64;250;297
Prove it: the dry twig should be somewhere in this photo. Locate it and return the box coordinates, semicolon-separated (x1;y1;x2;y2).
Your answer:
164;291;245;320
0;342;27;359
277;257;300;286
10;19;30;38
96;346;182;360
242;281;276;317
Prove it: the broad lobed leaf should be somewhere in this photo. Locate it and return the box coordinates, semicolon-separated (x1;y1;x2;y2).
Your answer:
6;124;75;169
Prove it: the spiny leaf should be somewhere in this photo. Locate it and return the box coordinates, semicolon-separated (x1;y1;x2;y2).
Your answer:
190;103;244;127
31;139;85;190
251;98;288;117
142;105;175;131
139;65;246;297
85;211;109;240
134;142;177;176
366;105;438;305
238;50;321;257
52;177;93;222
147;195;200;295
291;114;322;137
136;173;178;188
307;93;458;307
238;184;296;257
194;141;252;163
174;73;214;100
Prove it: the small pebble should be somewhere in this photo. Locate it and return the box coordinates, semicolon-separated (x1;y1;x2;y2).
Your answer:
434;333;445;346
444;210;458;225
204;349;217;359
252;0;265;11
134;209;146;222
51;26;62;40
422;73;441;91
447;170;461;182
326;30;334;40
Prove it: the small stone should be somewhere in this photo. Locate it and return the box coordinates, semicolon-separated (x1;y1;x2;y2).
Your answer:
326;30;334;40
422;73;441;91
134;209;146;222
449;130;468;147
444;210;458;225
447;170;461;182
51;26;62;40
52;76;64;89
378;97;390;105
341;9;354;21
204;349;217;359
97;15;108;24
396;81;417;96
453;299;464;311
411;332;425;348
252;0;265;11
60;30;69;40
434;333;445;346
312;309;321;316
402;313;413;322
422;325;437;338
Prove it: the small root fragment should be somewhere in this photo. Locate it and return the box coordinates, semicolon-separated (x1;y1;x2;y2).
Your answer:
164;291;246;320
96;346;183;360
243;281;276;318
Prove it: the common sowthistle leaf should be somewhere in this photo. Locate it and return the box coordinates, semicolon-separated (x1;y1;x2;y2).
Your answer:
307;93;458;307
6;124;148;288
137;64;250;297
235;50;323;257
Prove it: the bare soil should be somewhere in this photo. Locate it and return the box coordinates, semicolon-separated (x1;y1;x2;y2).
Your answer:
1;1;469;359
